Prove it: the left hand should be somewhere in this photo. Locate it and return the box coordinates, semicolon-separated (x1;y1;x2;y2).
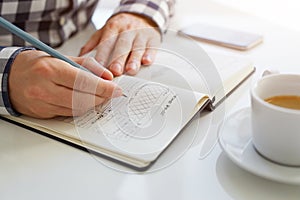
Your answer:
79;13;161;76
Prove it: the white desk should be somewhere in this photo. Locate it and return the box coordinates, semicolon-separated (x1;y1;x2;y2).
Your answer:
1;0;300;199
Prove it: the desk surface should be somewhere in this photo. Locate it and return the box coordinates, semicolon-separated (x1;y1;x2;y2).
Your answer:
1;0;300;199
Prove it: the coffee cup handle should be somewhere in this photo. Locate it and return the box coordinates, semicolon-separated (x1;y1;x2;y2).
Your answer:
262;69;280;77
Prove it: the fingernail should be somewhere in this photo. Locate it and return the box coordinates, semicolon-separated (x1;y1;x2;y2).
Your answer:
143;55;152;64
126;62;138;75
110;63;122;75
112;87;123;97
103;69;114;80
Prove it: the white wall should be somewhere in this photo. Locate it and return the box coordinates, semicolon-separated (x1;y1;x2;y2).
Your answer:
212;0;300;31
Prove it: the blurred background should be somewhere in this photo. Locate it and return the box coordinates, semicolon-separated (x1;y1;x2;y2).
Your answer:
213;0;300;32
96;0;300;32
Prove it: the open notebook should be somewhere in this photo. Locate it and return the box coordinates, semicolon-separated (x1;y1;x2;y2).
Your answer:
1;50;255;171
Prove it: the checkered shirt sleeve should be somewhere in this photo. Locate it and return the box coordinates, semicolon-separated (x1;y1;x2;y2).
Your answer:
0;46;35;116
114;0;175;33
0;0;98;48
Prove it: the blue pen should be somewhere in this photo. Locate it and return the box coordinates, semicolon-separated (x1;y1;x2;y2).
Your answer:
0;16;89;72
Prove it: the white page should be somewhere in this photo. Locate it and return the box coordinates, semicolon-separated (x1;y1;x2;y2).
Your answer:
11;76;207;165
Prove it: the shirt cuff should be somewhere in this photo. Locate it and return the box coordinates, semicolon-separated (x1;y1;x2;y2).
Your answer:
0;47;35;116
113;0;175;34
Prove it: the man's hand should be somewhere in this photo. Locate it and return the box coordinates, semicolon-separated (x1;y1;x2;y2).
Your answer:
9;50;122;118
79;13;161;76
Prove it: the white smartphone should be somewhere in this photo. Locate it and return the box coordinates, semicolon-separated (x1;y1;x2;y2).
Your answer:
178;23;263;50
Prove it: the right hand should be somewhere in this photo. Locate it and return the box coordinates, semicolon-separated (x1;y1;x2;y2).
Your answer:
9;50;122;118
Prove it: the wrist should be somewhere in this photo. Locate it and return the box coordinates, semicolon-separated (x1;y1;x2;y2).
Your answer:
0;47;35;116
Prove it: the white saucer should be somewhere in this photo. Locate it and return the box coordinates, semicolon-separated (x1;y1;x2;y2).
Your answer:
219;107;300;185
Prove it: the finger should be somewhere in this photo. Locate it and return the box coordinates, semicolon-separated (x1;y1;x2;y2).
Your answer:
42;103;92;117
71;90;108;116
31;82;110;117
109;31;135;76
51;60;122;98
142;49;156;66
47;105;74;117
125;35;146;75
94;30;118;67
36;83;106;111
74;72;123;98
25;97;101;118
25;102;74;118
79;29;102;56
71;56;113;80
38;83;74;109
142;37;160;66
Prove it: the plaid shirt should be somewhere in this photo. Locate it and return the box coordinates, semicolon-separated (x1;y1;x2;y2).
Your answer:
0;0;175;116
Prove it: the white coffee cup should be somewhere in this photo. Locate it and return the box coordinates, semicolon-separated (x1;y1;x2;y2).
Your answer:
251;74;300;166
